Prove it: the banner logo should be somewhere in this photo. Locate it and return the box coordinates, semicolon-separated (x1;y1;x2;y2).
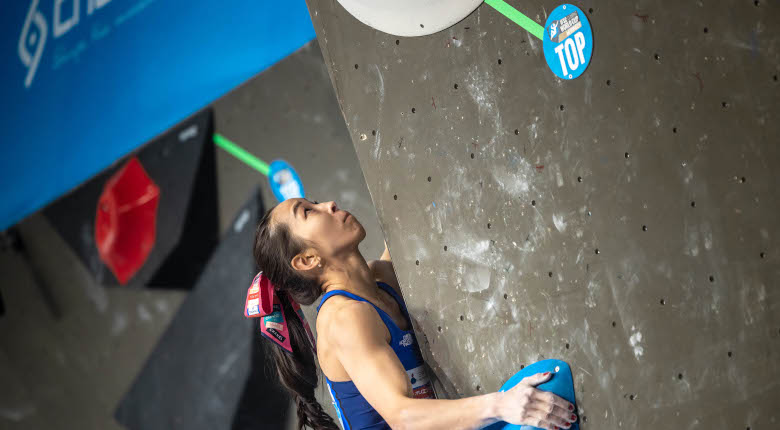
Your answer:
18;0;47;88
17;0;113;88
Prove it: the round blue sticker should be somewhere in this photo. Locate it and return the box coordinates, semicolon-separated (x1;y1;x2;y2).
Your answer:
543;4;593;80
268;159;305;203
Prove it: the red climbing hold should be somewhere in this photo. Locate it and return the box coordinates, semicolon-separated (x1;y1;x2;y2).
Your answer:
94;157;160;284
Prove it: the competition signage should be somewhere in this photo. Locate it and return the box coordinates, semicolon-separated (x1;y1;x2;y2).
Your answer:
269;160;305;203
0;0;315;230
543;4;594;80
483;1;594;80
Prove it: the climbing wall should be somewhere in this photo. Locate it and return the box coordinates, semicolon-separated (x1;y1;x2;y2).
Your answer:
305;0;780;427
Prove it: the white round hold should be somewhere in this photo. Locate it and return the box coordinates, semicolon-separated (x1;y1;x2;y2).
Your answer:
336;0;483;37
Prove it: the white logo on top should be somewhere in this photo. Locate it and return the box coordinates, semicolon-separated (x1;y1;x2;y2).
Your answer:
399;333;413;347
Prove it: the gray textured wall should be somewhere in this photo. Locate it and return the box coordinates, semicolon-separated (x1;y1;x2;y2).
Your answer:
305;0;780;427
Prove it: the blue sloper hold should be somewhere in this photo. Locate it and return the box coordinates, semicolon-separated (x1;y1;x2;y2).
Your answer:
482;359;579;430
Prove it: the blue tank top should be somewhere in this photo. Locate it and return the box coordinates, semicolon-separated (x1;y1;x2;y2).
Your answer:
316;282;436;430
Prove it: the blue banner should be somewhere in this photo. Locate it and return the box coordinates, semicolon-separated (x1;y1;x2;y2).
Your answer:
0;0;315;230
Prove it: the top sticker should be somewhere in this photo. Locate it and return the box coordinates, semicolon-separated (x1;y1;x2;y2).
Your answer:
543;4;593;80
268;159;305;203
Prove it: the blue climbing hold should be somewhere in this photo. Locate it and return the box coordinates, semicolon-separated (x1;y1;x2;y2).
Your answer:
481;359;579;430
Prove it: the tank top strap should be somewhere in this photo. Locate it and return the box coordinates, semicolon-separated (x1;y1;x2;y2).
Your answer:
317;289;400;334
376;282;411;321
317;289;365;312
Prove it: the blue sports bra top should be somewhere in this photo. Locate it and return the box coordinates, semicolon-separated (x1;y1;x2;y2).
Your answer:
316;282;436;430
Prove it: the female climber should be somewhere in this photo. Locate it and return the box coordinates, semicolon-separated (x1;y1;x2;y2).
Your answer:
252;198;578;430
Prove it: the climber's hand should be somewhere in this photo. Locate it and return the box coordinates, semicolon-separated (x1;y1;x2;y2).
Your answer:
496;372;577;430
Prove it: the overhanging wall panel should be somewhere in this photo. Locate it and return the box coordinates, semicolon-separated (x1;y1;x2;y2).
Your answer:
306;1;780;427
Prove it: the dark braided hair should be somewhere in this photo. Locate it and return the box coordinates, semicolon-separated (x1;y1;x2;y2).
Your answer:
253;205;339;430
